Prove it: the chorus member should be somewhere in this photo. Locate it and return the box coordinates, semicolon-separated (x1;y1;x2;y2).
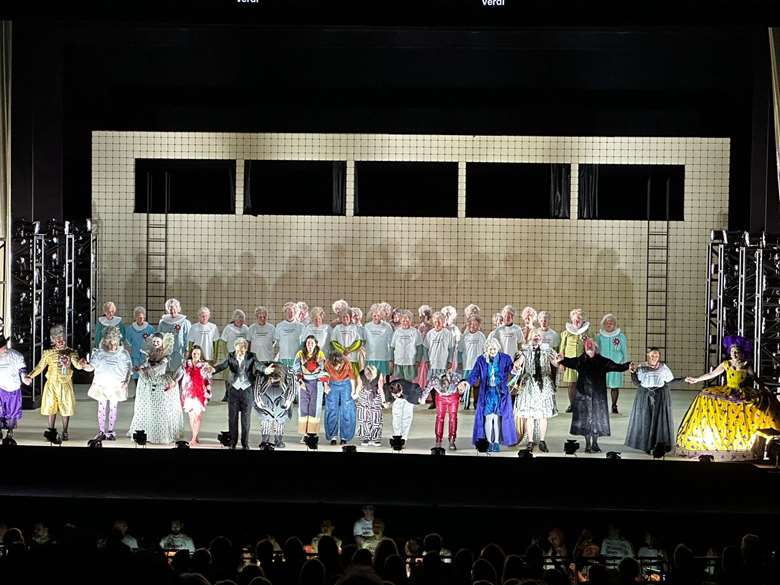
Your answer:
220;309;250;401
417;305;433;338
423;370;464;450
520;306;538;346
213;338;259;449
187;306;219;361
463;304;481;324
331;309;363;377
87;326;131;440
127;332;183;444
459;338;518;452
624;347;675;453
559;308;590;413
248;306;276;364
125;307;155;386
351;307;366;340
489;305;523;358
274;302;303;369
391;308;403;330
300;306;330;352
390;310;423;382
356;365;384;446
293;335;328;437
596;314;629;414
677;336;780;458
25;325;89;442
331;299;350;327
95;301;126;347
180;345;213;445
363;305;392;393
295;301;311;326
458;314;486;410
441;306;461;368
255;362;295;448
0;334;27;440
157;298;191;375
552;337;632;453
512;330;558;452
536;311;561;351
387;377;424;442
324;350;357;445
423;312;454;409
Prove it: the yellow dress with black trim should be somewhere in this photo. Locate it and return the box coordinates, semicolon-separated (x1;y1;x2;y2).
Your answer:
28;348;85;416
675;361;780;459
558;328;586;384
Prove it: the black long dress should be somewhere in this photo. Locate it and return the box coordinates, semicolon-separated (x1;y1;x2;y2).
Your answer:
624;365;675;453
560;353;630;437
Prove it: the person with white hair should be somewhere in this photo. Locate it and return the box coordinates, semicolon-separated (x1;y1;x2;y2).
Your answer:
25;325;90;442
390;310;423;382
212;337;261;449
488;305;523;358
219;309;250;402
417;305;433;338
536;311;560;351
596;313;629;414
0;333;28;440
440;306;461;365
422;312;455;409
157;298;191;376
331;309;364;377
458;313;486;410
87;325;132;441
125;307;155;387
331;299;350;327
520;306;538;346
94;301;126;347
295;301;311;326
300;306;330;351
350;307;366;340
559;308;590;413
248;306;276;363
186;306;219;361
363;304;392;394
274;302;303;368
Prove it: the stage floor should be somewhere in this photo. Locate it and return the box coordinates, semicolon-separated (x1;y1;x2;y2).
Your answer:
10;385;703;460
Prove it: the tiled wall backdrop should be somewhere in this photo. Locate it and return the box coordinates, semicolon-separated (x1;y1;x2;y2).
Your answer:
92;132;730;376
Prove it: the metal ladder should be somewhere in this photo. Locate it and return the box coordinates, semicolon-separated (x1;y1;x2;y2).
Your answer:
645;219;670;355
145;171;169;317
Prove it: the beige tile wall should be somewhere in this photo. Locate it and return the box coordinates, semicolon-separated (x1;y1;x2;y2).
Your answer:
91;132;730;376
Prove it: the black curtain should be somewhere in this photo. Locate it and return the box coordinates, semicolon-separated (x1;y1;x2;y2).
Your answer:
578;164;599;219
332;161;346;215
549;164;570;219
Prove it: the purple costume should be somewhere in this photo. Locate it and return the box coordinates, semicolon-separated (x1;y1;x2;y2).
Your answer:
468;352;518;446
0;346;27;431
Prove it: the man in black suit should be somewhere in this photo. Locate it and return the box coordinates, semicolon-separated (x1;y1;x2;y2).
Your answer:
213;337;260;449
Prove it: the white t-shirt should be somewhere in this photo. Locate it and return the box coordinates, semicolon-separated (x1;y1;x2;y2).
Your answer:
637;364;675;388
331;324;362;364
363;322;393;362
300;323;330;349
425;328;453;370
160;533;195;553
274;320;303;361
221;323;250;353
459;331;486;371
187;322;219;360
353;517;374;538
248;323;276;362
490;324;523;356
538;328;561;352
601;537;634;560
0;348;26;392
391;327;422;366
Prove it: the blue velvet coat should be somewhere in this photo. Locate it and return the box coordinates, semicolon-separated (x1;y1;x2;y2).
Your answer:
468;352;518;446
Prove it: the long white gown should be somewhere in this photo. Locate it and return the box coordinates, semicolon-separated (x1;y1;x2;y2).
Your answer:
127;354;183;444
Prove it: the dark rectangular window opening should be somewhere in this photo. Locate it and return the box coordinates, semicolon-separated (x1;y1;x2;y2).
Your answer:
354;161;458;217
135;159;236;214
465;163;570;219
243;160;347;216
578;164;685;221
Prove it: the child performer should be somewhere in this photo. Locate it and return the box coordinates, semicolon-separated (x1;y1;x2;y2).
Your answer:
94;301;126;347
180;345;213;445
0;334;28;440
25;325;90;442
624;347;675;453
331;309;363;377
324;350;357;445
187;306;219;361
293;335;328;438
390;310;423;382
552;337;633;453
356;365;385;446
87;326;131;440
559;308;590;413
363;305;392;394
423;312;455;409
125;306;155;391
423;370;465;450
458;314;486;410
520;306;538;346
387;377;424;443
458;338;518;452
596;314;629;414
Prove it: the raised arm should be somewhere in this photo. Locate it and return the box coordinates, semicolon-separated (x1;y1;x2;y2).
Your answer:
685;362;726;384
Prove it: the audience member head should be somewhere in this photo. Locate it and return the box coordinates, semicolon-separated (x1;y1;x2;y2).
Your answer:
334;566;384;585
191;548;213;577
588;563;609;585
248;578;273;585
741;533;764;567
373;538;399;574
524;543;545;574
238;564;265;585
617;557;640;585
341;544;358;570
284;536;307;566
299;559;326;585
501;554;524;582
317;535;341;573
178;574;212;585
254;539;274;571
353;548;373;567
471;558;498;585
453;548;474;579
479;543;506;581
383;555;407;585
423;533;443;554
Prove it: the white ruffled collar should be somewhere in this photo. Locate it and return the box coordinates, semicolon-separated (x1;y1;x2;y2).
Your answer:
131;321;150;331
99;316;122;327
566;322;590;336
599;328;621;338
160;314;187;324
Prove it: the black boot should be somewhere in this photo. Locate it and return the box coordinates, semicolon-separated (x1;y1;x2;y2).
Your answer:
275;434;285;448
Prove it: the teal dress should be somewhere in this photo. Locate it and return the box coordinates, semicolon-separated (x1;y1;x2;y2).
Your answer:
597;329;629;388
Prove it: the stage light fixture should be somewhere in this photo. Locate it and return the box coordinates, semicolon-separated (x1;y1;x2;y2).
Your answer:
698;454;714;463
43;428;61;445
652;442;668;459
430;446;446;456
342;444;357;454
217;431;232;447
563;439;579;455
259;442;275;452
606;451;621;460
517;449;533;460
474;438;490;454
175;440;189;449
303;433;319;451
132;430;147;447
389;435;405;452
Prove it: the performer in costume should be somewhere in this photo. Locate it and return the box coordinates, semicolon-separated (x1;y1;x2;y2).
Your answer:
323;350;358;445
423;370;464;450
180;345;213;445
351;307;366;339
390;310;423;382
274;302;303;368
511;329;558;452
213;337;260;449
423;312;455;409
125;307;155;386
186;306;219;361
94;301;126;347
415;305;433;392
157;298;191;376
459;314;486;410
300;306;330;352
87;325;132;440
596;314;629;414
26;325;89;441
676;336;780;459
441;306;461;369
331;309;363;377
520;306;538;346
553;337;633;453
331;299;350;327
536;311;561;351
293;335;328;437
255;362;296;448
489;305;523;358
624;347;675;453
219;309;250;402
558;309;590;413
0;334;27;440
248;306;275;364
387;377;424;442
460;338;518;452
356;365;385;446
363;304;392;394
126;332;183;445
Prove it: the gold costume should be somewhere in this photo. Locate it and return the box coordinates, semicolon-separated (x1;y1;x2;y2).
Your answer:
28;348;85;416
558;328;585;384
676;361;780;459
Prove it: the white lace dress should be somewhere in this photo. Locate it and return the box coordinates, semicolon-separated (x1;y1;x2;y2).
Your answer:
127;355;183;444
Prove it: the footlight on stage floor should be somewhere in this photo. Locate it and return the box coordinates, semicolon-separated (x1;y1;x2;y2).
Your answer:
303;433;319;451
652;442;669;460
389;435;405;452
563;439;579;456
132;430;147;448
698;454;715;463
43;428;62;446
217;431;232;448
430;446;446;456
342;444;357;454
517;449;533;460
174;441;189;449
474;438;490;455
606;451;621;461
